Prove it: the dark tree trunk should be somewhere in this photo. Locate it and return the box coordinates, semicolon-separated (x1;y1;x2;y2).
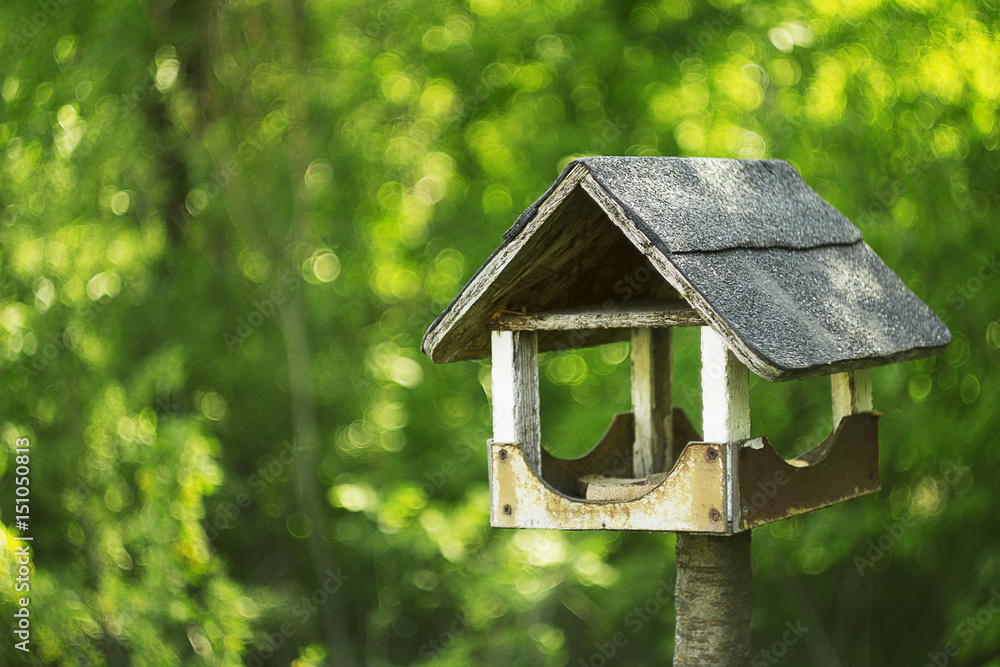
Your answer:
674;532;752;665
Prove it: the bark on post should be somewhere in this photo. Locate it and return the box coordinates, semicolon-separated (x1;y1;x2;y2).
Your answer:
674;532;752;665
673;328;752;665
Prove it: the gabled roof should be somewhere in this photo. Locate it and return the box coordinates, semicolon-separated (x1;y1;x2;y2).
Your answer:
422;157;950;381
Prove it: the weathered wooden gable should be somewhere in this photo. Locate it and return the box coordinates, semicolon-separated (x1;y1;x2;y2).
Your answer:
423;157;950;381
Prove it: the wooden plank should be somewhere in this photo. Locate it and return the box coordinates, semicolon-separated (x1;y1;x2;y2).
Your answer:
831;368;873;427
492;300;704;331
631;327;673;476
578;472;668;501
491;330;541;474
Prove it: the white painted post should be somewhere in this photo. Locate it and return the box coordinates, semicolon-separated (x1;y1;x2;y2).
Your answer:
831;368;873;427
631;327;673;476
700;327;750;443
491;330;542;474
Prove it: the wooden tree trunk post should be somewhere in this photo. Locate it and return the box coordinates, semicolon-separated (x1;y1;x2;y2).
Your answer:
491;330;542;475
631;327;673;476
674;327;752;665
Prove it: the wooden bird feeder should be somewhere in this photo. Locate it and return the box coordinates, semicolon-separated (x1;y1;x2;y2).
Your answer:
422;157;950;535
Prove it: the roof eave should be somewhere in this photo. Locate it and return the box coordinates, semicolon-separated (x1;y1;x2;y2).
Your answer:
421;163;592;364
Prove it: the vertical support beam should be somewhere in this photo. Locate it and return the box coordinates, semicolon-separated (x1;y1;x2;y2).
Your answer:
631;327;673;476
832;368;873;427
673;327;752;665
491;330;541;475
700;327;750;443
699;326;750;529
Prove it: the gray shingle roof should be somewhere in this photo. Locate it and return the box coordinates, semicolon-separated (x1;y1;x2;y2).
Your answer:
670;243;949;377
583;157;861;252
422;157;950;380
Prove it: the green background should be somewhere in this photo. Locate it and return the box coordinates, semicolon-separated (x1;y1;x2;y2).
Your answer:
1;0;998;664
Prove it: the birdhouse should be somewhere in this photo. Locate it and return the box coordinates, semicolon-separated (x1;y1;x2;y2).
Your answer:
422;157;949;534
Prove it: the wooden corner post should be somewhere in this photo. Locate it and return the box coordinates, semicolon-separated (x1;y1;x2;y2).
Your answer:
631;327;673;476
674;328;752;665
832;368;873;427
491;330;542;475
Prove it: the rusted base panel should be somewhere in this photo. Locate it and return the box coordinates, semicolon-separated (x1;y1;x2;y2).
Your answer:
736;412;880;531
488;410;880;533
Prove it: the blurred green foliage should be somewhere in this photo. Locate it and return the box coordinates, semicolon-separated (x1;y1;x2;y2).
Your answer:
0;0;998;664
